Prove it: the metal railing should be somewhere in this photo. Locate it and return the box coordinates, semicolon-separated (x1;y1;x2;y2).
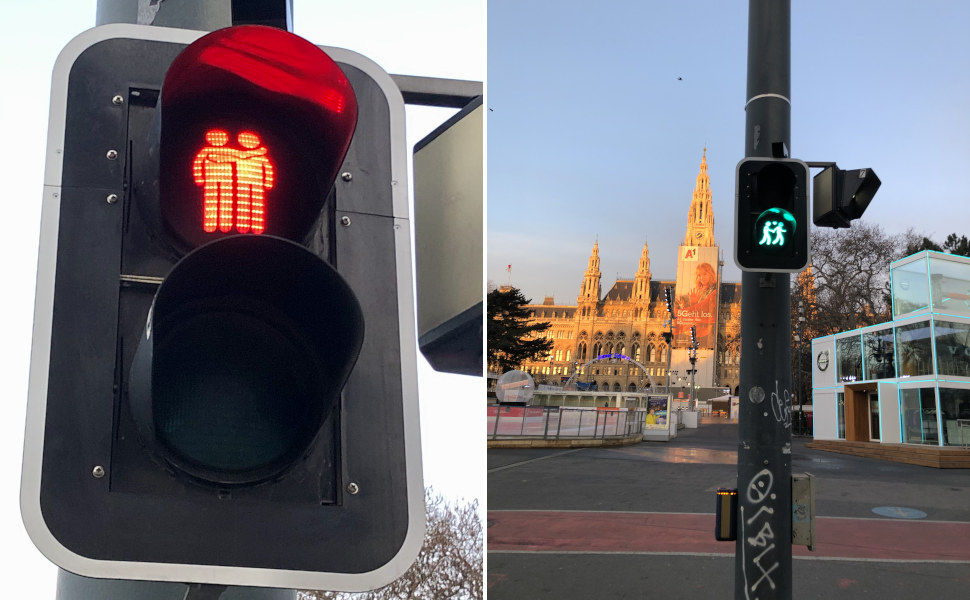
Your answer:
487;406;646;440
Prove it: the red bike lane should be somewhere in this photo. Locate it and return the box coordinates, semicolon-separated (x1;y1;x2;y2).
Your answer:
488;510;970;562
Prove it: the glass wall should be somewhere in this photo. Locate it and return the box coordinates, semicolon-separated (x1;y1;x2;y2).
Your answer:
929;256;970;318
836;393;845;439
934;320;970;377
863;327;895;380
899;387;939;445
939;387;970;446
836;336;862;382
892;257;929;317
895;321;934;377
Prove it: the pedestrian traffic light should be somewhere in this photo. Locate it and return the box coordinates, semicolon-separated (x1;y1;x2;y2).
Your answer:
22;24;423;591
813;165;881;228
734;157;810;272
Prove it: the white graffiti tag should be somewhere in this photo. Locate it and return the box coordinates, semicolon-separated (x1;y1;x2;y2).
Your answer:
770;380;792;429
740;468;780;599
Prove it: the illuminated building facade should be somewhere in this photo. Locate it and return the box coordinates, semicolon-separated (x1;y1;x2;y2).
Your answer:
502;151;742;395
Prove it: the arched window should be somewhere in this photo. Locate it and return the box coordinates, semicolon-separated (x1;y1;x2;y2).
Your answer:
628;382;637;391
615;342;625;357
647;344;656;362
592;342;601;357
632;343;641;362
578;342;587;361
612;382;621;392
658;344;667;362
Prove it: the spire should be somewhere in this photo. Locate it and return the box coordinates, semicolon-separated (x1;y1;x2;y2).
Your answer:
684;148;715;246
633;241;652;303
578;241;602;304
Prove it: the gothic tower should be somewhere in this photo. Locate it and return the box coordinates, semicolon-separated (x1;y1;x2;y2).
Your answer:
632;241;652;304
683;148;715;246
578;241;601;316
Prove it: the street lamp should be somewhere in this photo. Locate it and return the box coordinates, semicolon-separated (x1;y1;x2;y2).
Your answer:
689;326;698;411
663;287;674;394
796;301;806;434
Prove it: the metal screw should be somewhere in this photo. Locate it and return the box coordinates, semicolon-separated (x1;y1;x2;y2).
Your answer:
112;95;124;105
106;149;118;160
341;172;353;182
92;466;105;478
340;216;352;227
106;194;118;204
347;482;360;495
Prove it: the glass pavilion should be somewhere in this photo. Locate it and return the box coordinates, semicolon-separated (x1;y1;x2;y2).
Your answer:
811;251;970;447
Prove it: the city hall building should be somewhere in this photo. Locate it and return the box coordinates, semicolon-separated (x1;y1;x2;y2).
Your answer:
503;151;742;395
811;251;970;459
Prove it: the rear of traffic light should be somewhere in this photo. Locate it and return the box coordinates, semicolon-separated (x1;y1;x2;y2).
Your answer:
812;165;881;229
23;24;422;589
734;157;810;272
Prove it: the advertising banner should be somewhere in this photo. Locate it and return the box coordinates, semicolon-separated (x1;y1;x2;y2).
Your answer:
675;245;719;349
644;395;670;429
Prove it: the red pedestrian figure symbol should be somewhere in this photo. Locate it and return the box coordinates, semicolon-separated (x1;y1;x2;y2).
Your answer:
193;129;275;234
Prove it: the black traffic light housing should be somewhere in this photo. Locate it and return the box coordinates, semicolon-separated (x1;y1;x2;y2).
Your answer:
813;165;881;228
22;24;423;590
734;157;811;272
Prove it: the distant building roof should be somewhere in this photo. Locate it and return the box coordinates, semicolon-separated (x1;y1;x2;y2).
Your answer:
604;280;633;301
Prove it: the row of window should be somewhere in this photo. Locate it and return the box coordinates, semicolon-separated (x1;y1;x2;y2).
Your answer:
535;344;742;366
835;386;970;447
578;341;667;363
892;254;970;319
835;318;970;382
525;365;669;378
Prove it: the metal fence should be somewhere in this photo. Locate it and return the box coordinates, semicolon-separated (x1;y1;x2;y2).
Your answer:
487;406;646;440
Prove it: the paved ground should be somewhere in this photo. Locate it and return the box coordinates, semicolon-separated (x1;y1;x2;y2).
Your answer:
487;420;970;599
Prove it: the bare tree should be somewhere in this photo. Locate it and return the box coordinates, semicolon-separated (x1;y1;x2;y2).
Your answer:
806;222;913;337
302;489;483;600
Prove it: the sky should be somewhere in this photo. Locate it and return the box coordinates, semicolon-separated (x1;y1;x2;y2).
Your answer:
487;0;970;305
0;0;483;597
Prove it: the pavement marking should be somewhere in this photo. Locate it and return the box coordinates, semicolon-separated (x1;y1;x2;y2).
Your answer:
487;448;586;473
488;509;970;526
487;510;970;563
486;550;970;565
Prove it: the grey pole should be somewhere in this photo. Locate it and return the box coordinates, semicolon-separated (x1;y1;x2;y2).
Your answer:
56;5;297;600
735;1;793;599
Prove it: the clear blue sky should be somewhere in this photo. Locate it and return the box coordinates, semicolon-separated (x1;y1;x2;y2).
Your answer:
0;1;482;595
487;0;970;305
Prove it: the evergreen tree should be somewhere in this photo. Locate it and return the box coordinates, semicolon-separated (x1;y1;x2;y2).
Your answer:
487;287;553;374
904;232;970;257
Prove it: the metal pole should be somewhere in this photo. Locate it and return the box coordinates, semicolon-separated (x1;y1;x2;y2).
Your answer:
688;343;697;411
797;302;805;434
735;1;793;599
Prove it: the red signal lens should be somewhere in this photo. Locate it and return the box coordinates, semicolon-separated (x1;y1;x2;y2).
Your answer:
158;26;358;250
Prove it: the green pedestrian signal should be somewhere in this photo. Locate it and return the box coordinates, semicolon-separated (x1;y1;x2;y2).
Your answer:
734;158;810;272
755;207;796;249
